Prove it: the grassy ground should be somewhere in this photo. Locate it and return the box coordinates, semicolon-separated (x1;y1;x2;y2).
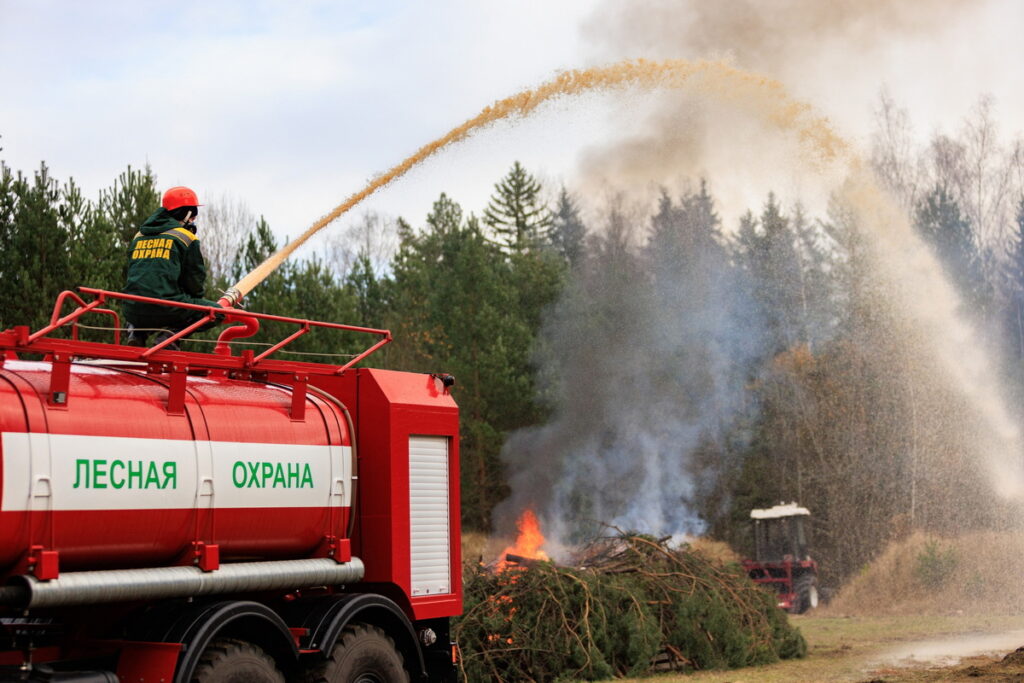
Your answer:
622;613;1024;682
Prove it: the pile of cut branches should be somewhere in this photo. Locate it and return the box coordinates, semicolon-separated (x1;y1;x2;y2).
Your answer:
455;533;806;682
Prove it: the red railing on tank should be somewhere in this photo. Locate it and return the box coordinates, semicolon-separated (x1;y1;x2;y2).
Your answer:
1;287;392;376
37;289;124;345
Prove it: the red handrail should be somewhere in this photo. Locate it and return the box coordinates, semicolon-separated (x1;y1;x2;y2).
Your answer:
9;288;392;373
34;290;123;345
78;287;389;337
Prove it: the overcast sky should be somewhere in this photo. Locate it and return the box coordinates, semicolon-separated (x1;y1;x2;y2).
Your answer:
2;1;1021;253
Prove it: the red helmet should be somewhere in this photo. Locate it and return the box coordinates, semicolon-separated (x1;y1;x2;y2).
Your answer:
161;186;201;211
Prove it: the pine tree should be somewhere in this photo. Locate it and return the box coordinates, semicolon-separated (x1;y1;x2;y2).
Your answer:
97;165;160;249
483;161;552;252
289;255;359;355
0;160;18;326
65;177;122;297
0;163;70;330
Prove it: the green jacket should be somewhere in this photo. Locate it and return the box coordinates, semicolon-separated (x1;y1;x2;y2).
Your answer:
123;209;218;323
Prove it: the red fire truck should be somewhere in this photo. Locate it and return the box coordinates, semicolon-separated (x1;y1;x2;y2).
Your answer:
0;289;460;682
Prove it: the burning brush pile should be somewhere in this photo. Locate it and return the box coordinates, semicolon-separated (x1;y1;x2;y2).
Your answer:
454;511;806;681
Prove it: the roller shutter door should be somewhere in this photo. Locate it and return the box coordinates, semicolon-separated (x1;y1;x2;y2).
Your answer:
409;435;450;596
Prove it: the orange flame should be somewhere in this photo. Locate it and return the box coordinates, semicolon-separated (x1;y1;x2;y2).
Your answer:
497;508;549;571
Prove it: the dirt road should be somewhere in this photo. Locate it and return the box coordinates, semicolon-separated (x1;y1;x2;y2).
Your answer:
627;614;1024;682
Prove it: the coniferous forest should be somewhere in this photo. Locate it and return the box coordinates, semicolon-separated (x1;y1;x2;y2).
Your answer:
2;96;1024;588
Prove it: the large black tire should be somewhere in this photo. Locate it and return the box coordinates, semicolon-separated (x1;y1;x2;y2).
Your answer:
791;574;819;615
192;638;285;683
304;623;410;683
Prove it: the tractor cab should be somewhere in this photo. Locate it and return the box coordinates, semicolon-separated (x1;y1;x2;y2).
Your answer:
752;502;812;562
742;502;819;614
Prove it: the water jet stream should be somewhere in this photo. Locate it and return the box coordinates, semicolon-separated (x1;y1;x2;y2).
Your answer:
229;57;1022;499
227;58;845;300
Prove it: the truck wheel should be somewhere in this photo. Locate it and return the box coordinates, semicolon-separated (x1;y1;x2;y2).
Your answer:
192;638;285;683
305;624;410;683
791;575;819;614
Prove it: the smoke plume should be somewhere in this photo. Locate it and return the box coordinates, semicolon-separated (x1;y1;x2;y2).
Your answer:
495;1;1023;553
574;0;976;209
497;193;763;548
582;0;970;78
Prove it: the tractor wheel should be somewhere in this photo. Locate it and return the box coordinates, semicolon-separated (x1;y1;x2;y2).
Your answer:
791;574;819;614
192;638;285;683
304;623;410;683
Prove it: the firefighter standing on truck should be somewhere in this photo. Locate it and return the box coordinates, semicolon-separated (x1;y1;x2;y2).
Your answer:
124;186;221;347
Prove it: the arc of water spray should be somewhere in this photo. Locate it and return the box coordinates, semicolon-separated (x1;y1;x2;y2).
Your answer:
221;58;847;305
220;57;1023;500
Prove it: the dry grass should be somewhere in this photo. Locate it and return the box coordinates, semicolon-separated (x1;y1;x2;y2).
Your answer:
687;537;742;566
823;530;1024;617
461;530;516;567
461;531;490;564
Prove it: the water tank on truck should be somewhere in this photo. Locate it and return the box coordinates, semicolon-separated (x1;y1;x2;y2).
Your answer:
0;288;461;683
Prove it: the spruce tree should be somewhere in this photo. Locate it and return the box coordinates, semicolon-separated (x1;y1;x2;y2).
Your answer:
914;183;988;312
345;251;384;328
426;192;463;236
790;203;837;349
1004;196;1024;359
551;186;587;267
733;193;806;353
483;161;552;252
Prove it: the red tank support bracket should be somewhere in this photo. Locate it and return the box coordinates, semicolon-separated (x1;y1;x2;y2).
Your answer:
291;375;308;421
167;363;188;415
47;353;71;407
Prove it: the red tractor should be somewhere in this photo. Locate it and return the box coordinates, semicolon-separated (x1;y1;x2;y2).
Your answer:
741;503;818;614
0;289;460;682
